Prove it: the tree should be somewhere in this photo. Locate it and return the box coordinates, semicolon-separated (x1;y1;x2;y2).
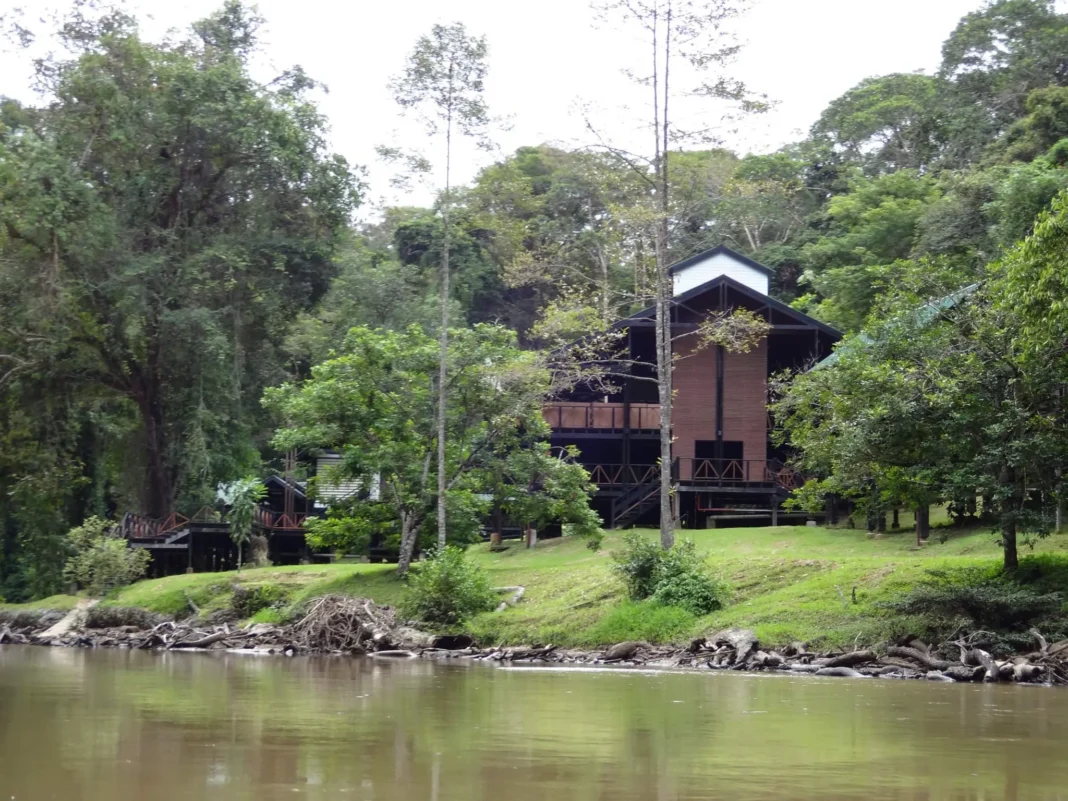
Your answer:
938;0;1068;166
390;23;491;549
0;2;359;519
266;324;603;574
64;516;151;596
996;86;1068;162
284;235;443;369
812;73;943;174
593;0;763;549
218;477;266;570
779;212;1068;572
468;145;647;328
797;171;941;331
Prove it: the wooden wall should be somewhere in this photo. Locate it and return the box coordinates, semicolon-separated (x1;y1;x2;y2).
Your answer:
672;338;767;478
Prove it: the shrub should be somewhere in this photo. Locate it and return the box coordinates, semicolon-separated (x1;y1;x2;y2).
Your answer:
612;534;729;614
400;546;497;627
248;534;271;568
231;584;290;618
218;477;267;568
651;570;730;615
883;565;1064;634
612;532;664;599
64;517;151;596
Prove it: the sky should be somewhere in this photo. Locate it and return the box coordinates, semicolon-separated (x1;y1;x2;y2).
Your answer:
0;0;1011;211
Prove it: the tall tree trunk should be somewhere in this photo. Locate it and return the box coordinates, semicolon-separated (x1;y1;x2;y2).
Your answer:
598;247;610;322
915;503;930;545
1000;465;1019;572
398;511;419;576
1056;467;1064;533
652;2;675;550
436;98;454;551
136;382;174;520
655;250;674;550
1002;514;1018;572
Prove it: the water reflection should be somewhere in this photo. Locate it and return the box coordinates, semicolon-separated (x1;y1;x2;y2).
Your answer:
1;645;1067;800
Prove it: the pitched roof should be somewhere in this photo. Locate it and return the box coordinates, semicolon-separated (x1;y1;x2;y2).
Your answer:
668;244;777;277
618;273;841;338
264;474;307;499
815;282;979;369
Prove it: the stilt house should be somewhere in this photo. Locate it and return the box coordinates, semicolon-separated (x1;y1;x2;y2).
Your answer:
544;246;840;529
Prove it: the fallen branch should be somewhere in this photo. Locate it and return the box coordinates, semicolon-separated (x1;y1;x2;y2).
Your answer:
823;650;876;669
494;586;526;612
183;590;201;617
815;666;866;678
1030;628;1049;656
886;646;956;671
970;648;999;682
172;629;240;649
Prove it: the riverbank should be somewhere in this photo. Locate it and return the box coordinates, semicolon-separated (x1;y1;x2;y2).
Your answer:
3;597;1067;686
4;524;1068;657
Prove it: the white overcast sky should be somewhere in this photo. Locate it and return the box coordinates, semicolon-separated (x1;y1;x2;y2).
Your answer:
0;0;1039;212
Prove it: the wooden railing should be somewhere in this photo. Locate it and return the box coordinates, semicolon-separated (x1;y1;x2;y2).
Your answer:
118;512;160;539
588;463;659;487
543;402;660;432
674;458;803;490
254;506;310;531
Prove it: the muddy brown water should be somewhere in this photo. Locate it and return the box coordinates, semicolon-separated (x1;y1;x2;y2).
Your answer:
2;646;1067;800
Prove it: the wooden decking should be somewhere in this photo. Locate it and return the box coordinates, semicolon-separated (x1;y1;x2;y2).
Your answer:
583;459;802;492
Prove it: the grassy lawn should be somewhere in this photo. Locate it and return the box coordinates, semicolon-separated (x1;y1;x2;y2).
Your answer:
6;523;1068;650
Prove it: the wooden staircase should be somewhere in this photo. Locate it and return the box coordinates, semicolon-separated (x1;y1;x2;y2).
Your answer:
611;475;661;529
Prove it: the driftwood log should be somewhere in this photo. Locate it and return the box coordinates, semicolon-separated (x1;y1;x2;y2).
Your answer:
823;650;876;668
886;646;956;671
603;641;644;661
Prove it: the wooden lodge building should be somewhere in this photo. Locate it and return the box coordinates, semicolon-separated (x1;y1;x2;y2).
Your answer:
125;247;838;575
544;246;841;529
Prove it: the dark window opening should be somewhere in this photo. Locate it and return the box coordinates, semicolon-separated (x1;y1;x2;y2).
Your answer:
694;440;744;460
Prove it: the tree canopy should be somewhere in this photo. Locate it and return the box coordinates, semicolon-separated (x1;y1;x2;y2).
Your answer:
7;0;1068;596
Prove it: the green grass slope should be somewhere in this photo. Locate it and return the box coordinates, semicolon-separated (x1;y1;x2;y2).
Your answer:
6;525;1068;650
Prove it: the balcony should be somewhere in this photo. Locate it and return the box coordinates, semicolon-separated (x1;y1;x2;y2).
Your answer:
543;401;660;433
675;458;803;491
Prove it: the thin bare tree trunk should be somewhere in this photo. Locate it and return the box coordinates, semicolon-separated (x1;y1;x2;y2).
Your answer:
653;1;675;550
436;83;454;551
1001;465;1019;571
398;512;418;575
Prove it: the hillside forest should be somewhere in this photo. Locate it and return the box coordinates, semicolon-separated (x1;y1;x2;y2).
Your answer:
4;0;1068;598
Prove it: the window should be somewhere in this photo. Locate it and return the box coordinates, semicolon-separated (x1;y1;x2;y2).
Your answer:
694;440;744;461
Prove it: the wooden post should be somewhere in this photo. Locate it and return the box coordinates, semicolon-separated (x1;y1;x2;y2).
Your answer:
892;508;899;529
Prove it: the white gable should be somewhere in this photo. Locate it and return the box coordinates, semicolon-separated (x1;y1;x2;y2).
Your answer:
673;250;769;297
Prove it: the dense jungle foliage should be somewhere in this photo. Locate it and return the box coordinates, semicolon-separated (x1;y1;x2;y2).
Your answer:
4;0;1068;597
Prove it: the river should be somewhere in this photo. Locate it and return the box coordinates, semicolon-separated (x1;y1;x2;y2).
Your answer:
1;646;1066;800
